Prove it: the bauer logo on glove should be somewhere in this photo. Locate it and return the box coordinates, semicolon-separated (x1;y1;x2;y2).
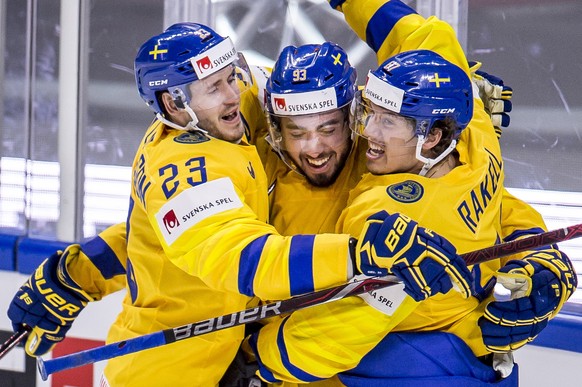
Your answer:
355;210;474;301
7;247;93;357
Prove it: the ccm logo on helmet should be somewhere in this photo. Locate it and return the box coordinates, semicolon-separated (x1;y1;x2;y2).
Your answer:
149;79;169;87
432;108;456;114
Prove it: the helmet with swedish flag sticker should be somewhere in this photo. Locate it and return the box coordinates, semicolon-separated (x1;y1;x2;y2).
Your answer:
263;42;357;186
134;22;238;116
363;49;473;139
265;42;357;117
355;50;473;176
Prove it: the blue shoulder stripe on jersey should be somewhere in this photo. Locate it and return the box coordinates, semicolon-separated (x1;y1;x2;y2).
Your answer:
365;0;417;53
503;227;545;243
126;197;134;241
503;227;563;250
238;234;270;296
289;235;315;296
248;329;279;383
276;316;322;382
80;235;126;279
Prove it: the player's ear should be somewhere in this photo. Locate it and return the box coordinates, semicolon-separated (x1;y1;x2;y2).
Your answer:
161;92;180;115
422;128;442;151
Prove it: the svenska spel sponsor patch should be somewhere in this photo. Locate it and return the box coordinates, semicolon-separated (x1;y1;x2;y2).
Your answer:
352;274;407;316
270;87;338;116
190;37;237;80
155;177;242;245
364;71;404;113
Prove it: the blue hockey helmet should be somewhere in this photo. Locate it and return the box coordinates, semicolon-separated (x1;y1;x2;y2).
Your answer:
265;42;357;116
363;49;473;139
134;22;238;115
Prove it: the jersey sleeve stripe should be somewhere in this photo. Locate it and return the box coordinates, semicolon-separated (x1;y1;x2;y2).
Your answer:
275;317;322;382
365;0;416;53
238;234;270;296
502;227;546;243
289;235;316;296
81;236;126;279
248;329;279;383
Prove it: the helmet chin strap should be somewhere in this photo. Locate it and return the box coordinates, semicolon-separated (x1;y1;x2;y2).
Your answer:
155;104;208;135
415;135;457;177
161;86;209;134
265;134;303;176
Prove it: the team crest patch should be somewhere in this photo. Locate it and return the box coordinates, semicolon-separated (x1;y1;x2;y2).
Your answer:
386;180;424;203
174;131;210;144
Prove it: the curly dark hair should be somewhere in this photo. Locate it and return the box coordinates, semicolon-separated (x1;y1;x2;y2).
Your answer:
425;116;459;158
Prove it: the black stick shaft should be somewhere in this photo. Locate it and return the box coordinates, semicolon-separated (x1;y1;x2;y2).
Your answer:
0;328;29;360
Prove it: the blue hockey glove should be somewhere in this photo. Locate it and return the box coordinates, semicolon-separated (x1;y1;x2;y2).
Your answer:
328;0;346;11
355;211;473;301
7;246;92;356
470;61;513;138
479;250;577;352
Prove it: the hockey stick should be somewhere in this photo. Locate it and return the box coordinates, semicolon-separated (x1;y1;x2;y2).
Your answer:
38;223;582;380
0;327;29;360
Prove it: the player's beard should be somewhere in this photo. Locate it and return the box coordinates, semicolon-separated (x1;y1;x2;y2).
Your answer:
295;144;351;187
198;110;244;143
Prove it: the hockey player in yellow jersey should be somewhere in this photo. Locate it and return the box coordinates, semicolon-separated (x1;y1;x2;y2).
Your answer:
254;41;369;236
247;1;577;386
90;23;376;387
225;41;566;387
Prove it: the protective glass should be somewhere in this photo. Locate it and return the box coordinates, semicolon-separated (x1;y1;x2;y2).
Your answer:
170;52;253;115
268;108;351;153
351;92;417;149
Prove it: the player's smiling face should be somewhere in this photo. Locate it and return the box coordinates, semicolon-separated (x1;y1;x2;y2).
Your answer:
279;109;352;187
188;65;245;143
362;104;421;175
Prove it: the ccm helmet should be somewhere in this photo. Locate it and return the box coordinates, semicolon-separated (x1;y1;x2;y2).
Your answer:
265;42;357;116
134;22;238;116
362;50;473;175
364;49;473;139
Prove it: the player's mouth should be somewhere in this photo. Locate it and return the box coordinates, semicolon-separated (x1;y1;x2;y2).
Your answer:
305;155;332;171
222;110;241;125
366;141;385;160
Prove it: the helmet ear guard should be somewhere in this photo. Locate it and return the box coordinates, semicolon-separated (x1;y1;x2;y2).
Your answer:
169;87;188;110
265;113;283;152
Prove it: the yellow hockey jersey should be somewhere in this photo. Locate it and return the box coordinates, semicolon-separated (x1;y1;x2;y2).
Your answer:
250;104;506;382
259;137;369;235
100;94;354;385
248;0;554;383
